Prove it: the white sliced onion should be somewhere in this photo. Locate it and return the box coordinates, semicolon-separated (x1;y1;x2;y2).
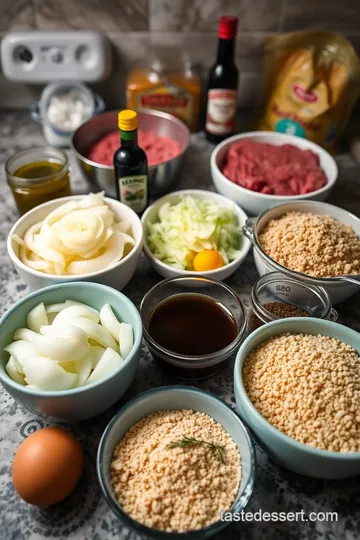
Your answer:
52;305;100;325
85;348;124;386
75;355;92;387
6;356;25;385
13;328;37;342
67;232;125;275
4;340;38;374
70;318;117;350
87;346;106;369
113;220;132;234
11;192;135;277
23;356;77;391
27;302;48;333
32;327;89;362
46;302;66;314
119;323;134;359
99;304;121;342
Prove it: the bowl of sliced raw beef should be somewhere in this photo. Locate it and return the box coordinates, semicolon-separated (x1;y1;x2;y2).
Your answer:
210;131;338;216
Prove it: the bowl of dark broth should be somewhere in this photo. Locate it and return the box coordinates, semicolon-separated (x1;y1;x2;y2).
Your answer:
140;276;247;379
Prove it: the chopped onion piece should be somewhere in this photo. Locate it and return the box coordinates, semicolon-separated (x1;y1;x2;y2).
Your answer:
70;318;117;350
52;305;100;325
32;327;89;362
46;302;67;313
119;323;134;359
75;355;92;387
23;356;77;391
99;304;121;342
87;346;106;369
13;328;37;342
6;356;25;385
27;302;48;333
4;340;38;374
85;348;124;386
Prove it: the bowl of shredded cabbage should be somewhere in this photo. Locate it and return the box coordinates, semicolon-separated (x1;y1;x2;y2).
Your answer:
7;192;143;292
141;190;251;281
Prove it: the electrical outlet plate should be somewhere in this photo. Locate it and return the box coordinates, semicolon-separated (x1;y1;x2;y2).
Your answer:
1;31;113;83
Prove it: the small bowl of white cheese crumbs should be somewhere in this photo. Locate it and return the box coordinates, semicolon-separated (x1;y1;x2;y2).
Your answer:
97;386;255;538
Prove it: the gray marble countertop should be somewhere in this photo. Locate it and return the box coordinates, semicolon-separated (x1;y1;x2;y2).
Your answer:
1;111;360;540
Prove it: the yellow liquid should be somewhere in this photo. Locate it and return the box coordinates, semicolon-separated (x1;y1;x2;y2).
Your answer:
11;160;71;215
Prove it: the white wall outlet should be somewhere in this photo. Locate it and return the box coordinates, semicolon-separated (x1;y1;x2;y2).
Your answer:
1;31;113;83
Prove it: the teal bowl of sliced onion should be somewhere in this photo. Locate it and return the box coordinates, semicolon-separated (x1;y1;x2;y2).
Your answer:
0;282;142;421
141;190;251;282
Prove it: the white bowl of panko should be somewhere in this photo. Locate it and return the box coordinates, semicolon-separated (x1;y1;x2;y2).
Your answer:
7;192;143;291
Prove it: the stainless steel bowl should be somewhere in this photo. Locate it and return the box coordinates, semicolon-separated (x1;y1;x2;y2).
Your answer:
72;109;190;198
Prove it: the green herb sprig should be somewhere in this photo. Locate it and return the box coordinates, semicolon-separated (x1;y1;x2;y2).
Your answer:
166;436;226;464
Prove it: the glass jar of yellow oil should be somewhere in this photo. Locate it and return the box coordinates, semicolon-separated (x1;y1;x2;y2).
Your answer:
5;147;72;215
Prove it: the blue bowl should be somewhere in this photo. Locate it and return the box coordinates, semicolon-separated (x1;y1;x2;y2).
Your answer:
97;386;255;539
0;282;142;421
234;318;360;479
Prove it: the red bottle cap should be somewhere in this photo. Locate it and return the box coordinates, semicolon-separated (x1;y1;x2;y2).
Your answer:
218;16;238;40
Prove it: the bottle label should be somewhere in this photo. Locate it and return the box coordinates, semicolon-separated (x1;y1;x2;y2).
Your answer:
133;84;193;128
206;89;237;135
118;175;147;213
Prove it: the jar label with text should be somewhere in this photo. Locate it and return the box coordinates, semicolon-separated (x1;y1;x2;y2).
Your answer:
206;89;237;135
118;175;147;213
134;84;193;129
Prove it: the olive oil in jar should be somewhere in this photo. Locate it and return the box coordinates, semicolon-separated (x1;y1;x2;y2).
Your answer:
5;148;71;215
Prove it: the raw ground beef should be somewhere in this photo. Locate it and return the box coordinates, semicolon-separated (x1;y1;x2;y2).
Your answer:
221;140;327;196
87;130;181;167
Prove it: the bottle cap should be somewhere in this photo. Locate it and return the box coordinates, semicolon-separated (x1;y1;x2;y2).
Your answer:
118;110;138;131
218;16;238;40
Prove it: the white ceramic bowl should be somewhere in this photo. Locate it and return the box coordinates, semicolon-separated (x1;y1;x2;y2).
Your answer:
7;195;143;292
210;131;338;216
141;189;251;281
243;200;360;305
234;318;360;479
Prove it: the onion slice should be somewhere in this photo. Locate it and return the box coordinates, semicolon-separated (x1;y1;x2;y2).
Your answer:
23;356;77;391
119;323;134;359
85;348;123;386
27;302;48;333
99;304;121;342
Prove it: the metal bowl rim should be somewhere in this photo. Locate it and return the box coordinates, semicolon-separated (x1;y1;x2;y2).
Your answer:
71;108;190;170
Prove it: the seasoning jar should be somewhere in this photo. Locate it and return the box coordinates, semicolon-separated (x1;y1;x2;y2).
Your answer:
127;55;201;132
248;272;338;332
5;147;72;215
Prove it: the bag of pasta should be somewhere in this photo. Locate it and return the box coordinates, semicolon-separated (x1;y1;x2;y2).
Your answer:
256;31;360;152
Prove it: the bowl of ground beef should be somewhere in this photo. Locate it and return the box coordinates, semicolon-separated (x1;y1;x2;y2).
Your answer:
210;132;338;215
72;109;190;198
243;200;360;304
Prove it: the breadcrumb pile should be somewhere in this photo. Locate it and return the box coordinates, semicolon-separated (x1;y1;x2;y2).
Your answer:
243;333;360;452
111;409;241;533
259;212;360;278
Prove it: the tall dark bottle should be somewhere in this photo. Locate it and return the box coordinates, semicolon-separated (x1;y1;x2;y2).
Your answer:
205;16;239;143
114;109;149;216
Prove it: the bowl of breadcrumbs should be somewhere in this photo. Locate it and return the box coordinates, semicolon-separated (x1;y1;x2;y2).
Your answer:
234;317;360;479
97;386;255;538
243;200;360;305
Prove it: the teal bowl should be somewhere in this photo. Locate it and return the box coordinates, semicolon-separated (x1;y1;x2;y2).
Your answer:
97;386;255;539
234;318;360;479
0;282;142;421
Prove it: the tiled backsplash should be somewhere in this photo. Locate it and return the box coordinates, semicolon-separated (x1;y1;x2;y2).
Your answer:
1;0;360;109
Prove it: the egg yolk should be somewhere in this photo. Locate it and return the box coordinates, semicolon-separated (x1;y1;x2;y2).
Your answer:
192;250;223;272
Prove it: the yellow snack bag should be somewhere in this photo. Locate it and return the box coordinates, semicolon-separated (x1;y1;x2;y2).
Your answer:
256;31;360;152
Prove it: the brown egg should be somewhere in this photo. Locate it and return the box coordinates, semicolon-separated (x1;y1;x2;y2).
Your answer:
12;427;83;507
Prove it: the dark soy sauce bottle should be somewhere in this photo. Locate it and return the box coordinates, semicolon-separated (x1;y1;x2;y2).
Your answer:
114;109;149;216
205;16;239;144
